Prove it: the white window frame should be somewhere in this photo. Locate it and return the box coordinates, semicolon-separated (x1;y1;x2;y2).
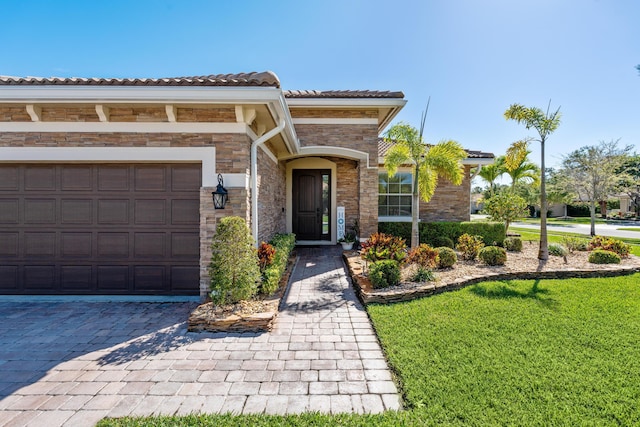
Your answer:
378;168;413;222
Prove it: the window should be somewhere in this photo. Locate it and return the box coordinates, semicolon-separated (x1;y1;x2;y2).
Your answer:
378;171;412;217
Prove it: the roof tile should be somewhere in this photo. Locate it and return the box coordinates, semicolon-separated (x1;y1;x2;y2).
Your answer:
0;71;280;87
378;138;494;159
284;90;404;99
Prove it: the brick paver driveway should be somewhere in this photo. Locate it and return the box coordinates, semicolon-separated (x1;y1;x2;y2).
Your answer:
0;247;400;426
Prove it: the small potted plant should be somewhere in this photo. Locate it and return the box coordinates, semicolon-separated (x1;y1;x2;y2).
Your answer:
338;232;356;250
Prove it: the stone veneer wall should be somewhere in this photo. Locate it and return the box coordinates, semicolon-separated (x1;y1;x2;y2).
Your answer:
257;147;286;243
293;122;379;238
418;165;472;222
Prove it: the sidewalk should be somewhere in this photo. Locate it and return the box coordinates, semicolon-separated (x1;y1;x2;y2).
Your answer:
0;246;400;426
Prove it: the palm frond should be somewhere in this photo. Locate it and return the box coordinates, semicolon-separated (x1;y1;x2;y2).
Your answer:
423;139;466;185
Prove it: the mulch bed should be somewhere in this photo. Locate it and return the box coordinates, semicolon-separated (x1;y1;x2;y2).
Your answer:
187;254;297;333
344;246;640;305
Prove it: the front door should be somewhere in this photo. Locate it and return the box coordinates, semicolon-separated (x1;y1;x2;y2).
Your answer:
292;169;330;241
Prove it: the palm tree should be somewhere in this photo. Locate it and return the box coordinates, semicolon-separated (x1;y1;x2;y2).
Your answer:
505;103;562;260
504;147;540;191
384;113;466;249
476;155;505;197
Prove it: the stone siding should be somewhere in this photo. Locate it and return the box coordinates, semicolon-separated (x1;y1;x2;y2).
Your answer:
177;107;236;123
0;107;31;121
257;147;286;243
40;107;100;122
419;165;472;222
290;108;378;119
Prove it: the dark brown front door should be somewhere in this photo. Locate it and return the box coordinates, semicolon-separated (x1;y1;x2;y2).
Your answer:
0;163;201;295
292;169;330;241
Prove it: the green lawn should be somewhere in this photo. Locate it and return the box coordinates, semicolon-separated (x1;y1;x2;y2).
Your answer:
617;227;640;232
369;275;640;425
100;274;640;426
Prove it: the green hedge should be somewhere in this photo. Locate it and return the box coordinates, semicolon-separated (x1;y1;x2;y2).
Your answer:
260;233;296;296
379;221;505;247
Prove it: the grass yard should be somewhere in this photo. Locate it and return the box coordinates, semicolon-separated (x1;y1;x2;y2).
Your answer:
100;274;640;426
369;274;640;425
617;227;640;232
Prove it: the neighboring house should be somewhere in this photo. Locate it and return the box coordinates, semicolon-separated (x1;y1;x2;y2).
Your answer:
0;71;492;298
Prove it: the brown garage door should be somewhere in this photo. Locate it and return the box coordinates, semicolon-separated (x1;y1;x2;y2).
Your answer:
0;164;201;295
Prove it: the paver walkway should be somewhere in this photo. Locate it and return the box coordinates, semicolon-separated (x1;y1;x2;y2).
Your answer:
0;246;401;426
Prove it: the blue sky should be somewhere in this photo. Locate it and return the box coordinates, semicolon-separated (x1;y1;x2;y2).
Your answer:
2;0;638;170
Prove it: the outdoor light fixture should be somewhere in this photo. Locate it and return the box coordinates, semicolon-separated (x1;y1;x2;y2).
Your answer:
212;174;228;209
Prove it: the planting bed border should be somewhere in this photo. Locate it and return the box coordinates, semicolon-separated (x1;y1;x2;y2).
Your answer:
343;251;640;305
188;254;298;332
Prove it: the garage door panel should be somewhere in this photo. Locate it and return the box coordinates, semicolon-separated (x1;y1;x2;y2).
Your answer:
97;266;129;292
25;166;56;191
0;199;19;223
98;200;130;224
0;232;18;256
61;199;93;224
97;233;130;258
135;166;166;191
61;266;93;291
0;266;18;289
25;199;56;224
171;267;200;291
61;166;93;191
171;233;199;258
171;199;199;224
0;166;19;190
25;232;56;256
134;266;165;291
61;232;92;257
134;200;165;224
0;164;200;295
24;266;56;290
134;233;165;257
98;166;129;191
172;166;201;190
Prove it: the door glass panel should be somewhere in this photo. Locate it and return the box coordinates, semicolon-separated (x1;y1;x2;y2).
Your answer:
322;174;329;236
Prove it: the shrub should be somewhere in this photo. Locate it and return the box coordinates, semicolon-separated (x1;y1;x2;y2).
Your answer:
457;233;485;261
407;244;439;269
410;266;435;283
209;216;260;305
381;221;505;248
260;233;296;296
369;260;401;289
257;242;276;271
478;246;507;266
432;236;455;249
436;247;457;268
378;222;411;243
361;232;407;263
484;192;529;235
588;249;621;264
561;236;589;253
503;237;523;252
459;222;506;246
548;243;568;257
588;236;631;258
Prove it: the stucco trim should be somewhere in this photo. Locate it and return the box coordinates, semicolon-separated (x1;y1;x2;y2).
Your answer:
0;146;218;186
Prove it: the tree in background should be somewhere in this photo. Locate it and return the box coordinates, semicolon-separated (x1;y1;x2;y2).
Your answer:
504;102;561;260
558;140;632;236
616;154;640;217
384;109;466;248
546;168;576;218
476;156;505;198
484;192;528;235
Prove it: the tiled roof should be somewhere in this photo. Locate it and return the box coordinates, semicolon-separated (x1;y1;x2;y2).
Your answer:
284;90;404;99
378;138;494;159
0;71;280;87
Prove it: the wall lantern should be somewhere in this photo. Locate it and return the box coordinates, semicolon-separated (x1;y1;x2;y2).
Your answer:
212;174;228;209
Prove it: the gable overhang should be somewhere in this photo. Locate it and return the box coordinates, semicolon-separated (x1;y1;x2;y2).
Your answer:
285;97;407;133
